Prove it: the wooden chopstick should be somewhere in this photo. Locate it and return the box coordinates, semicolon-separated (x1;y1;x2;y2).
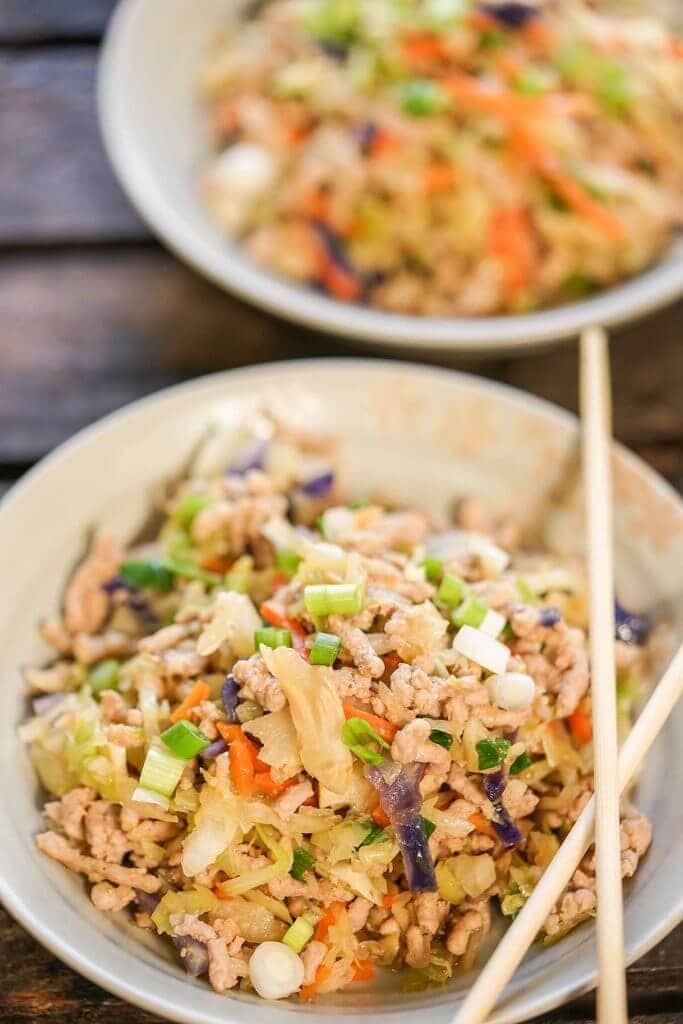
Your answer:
579;325;627;1023
451;642;683;1024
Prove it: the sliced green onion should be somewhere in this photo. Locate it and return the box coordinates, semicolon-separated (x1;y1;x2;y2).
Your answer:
515;578;538;604
437;573;466;607
510;752;533;776
120;559;175;592
164;558;221;587
276;549;302;575
429;729;453;750
422;556;443;583
304;583;364;617
452;595;488;629
399;79;450;117
341;716;390;765
421;817;436;839
480;29;505;49
131;785;170;811
161;720;211;759
282;915;314;954
139;742;186;797
290;846;315;880
349;498;368;509
357;822;387;849
88;658;120;694
175;493;211;529
225;570;249;593
255;627;292;650
309;632;341;666
476;737;511;772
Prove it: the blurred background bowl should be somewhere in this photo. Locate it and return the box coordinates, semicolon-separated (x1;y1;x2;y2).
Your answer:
97;0;683;354
0;360;682;1023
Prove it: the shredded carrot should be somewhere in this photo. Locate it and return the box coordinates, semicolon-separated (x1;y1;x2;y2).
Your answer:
216;722;267;770
466;10;499;32
669;36;683;59
403;33;448;64
300;962;332;1001
509;126;625;242
342;702;398;742
212;885;230;901
443;72;591;120
381;652;401;676
521;19;556;52
253;770;296;797
469;811;498;840
314;902;344;943
382;892;400;909
320;257;362;302
200;555;233;574
229;737;255;797
169;680;211;723
568;709;593;745
423;164;457;194
488;207;536;295
259;600;308;652
352;959;376;982
370;130;400;160
493;52;524;84
372;806;391;828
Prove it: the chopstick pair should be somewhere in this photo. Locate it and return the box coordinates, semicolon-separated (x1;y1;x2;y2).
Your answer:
452;327;683;1024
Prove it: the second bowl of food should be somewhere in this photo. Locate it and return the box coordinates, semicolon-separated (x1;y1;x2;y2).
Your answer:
0;359;681;1024
98;0;683;351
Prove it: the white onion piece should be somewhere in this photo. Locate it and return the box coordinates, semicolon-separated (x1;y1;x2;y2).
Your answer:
452;625;510;675
479;609;506;638
487;673;535;711
248;941;304;999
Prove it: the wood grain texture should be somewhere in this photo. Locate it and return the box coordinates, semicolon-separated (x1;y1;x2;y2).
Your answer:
0;51;143;243
0;907;680;1024
0;1;115;44
0;247;680;464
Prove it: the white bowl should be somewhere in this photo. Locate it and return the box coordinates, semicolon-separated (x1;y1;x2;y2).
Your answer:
96;0;683;353
0;359;682;1023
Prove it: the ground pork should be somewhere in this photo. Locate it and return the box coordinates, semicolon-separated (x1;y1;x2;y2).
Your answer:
346;896;373;932
191;493;287;553
544;888;597;937
302;940;327;984
84;801;131;864
99;689;129;723
185;699;225;740
543;627;590;717
138;624;189;654
413;892;449;935
501;779;539;819
90;881;136;912
41;618;73;654
342;511;430;557
105;723;144;748
24;662;73;695
160;644;207;680
385;601;448;662
446;905;490;956
232;654;286;711
274;780;314;819
328;615;384;678
405;925;431;968
64;534;121;635
44;786;97;842
448;765;487;808
620;811;653;878
391;718;451;772
36;831;161;892
389;663;452;717
72;631;137;666
329;666;375;702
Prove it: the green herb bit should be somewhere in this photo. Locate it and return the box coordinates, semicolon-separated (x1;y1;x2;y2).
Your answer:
341;716;390;765
429;729;453;750
510;752;533;776
290;846;315;880
357;822;387;849
399;79;450;117
120;559;175;592
476;737;511;771
175;493;211;530
88;658;121;694
421;817;437;839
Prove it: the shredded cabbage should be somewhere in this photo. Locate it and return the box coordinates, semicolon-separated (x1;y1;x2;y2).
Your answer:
197;590;261;658
261;646;354;793
243;709;302;782
181;780;245;877
318;760;378;812
219;825;292;896
213;894;286;942
152;886;217;935
437;854;496;902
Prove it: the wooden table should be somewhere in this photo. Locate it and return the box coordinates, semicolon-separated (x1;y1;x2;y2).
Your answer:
0;4;681;1022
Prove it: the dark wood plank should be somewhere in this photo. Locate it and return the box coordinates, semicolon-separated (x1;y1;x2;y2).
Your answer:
0;906;681;1023
0;51;143;243
0;1;115;44
0;247;680;467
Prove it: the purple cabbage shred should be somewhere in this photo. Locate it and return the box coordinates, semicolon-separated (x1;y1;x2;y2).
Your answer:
227;440;267;476
135;890;162;914
101;576;159;629
539;607;561;627
479;2;539;27
482;769;506;803
172;935;209;977
365;761;437;892
299;470;335;498
614;600;650;646
221;675;240;723
355;121;378;154
199;738;229;762
482;770;523;847
320;39;349;61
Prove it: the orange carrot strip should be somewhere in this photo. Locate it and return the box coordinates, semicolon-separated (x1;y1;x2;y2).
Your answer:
403;33;448;63
314;902;344;943
352;960;376;982
488;207;536;295
320;258;361;302
423;164;457;194
229;738;255;797
370;130;400;160
521;19;556;52
382;893;400;909
260;600;289;628
443;72;591;120
170;680;211;723
469;811;498;840
216;723;267;770
253;771;296;797
568;709;593;744
510;126;625;241
381;652;401;676
372;806;391;828
300;962;333;1001
200;555;233;574
342;702;398;742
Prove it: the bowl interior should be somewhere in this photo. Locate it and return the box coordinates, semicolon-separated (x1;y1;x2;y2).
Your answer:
97;0;683;352
0;360;681;1024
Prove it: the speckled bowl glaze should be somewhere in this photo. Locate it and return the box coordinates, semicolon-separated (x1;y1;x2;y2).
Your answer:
96;0;683;353
0;360;681;1024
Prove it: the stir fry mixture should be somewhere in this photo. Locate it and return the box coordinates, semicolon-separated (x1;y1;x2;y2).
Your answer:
198;0;683;316
23;421;653;1001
